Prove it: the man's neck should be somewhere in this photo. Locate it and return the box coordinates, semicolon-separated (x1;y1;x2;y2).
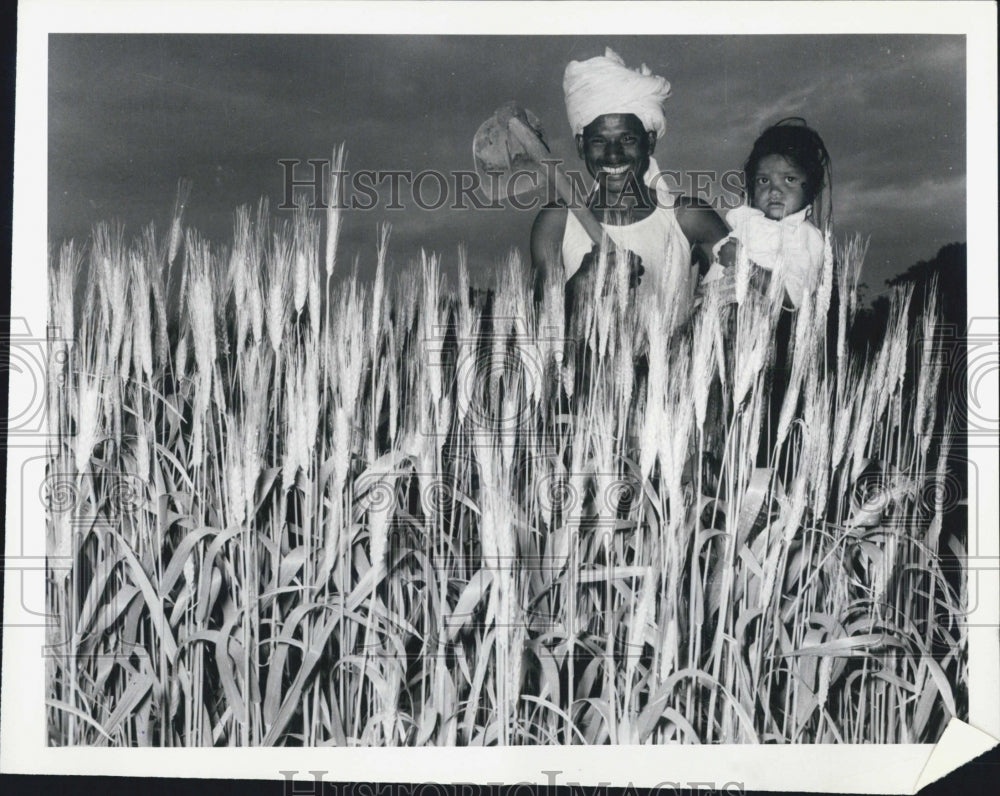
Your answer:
590;180;657;224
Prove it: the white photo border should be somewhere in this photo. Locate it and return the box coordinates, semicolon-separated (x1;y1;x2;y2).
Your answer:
4;2;998;793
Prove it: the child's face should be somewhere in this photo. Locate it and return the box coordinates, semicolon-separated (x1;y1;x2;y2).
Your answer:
751;155;809;220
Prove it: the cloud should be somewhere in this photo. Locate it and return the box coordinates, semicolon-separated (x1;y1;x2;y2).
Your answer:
838;173;965;225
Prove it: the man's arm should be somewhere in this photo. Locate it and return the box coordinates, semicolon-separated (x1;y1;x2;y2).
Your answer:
530;206;568;306
530;205;601;338
674;195;732;274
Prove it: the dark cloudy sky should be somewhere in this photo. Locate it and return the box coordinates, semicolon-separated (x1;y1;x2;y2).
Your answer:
48;34;965;292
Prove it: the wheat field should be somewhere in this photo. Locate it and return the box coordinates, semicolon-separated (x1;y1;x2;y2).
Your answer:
44;190;966;746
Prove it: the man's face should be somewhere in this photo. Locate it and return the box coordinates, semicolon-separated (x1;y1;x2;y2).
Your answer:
576;114;656;194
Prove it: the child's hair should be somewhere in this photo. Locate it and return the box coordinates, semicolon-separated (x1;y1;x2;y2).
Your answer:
742;118;832;220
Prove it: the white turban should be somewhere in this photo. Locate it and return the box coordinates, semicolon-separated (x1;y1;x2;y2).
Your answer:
563;48;671;139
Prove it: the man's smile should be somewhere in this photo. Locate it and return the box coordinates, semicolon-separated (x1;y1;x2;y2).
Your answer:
599;164;631;176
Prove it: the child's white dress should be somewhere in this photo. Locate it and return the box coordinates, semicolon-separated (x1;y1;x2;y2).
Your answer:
714;205;825;308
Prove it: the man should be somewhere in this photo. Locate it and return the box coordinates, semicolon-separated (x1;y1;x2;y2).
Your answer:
530;49;732;334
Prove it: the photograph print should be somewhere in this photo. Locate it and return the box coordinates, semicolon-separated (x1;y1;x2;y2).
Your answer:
23;4;994;761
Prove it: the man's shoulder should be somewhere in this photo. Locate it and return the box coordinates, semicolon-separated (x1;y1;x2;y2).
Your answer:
672;194;712;210
671;194;713;226
672;194;717;235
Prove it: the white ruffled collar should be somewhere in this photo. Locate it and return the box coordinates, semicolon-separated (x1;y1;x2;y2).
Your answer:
731;204;812;229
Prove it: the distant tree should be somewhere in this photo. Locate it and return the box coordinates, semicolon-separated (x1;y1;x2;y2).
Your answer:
849;242;967;351
887;242;967;332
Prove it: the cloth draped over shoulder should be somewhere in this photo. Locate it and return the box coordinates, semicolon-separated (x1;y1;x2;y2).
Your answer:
563;47;672;140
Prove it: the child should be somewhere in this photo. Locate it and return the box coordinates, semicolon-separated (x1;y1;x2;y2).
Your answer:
711;120;834;471
708;118;832;308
